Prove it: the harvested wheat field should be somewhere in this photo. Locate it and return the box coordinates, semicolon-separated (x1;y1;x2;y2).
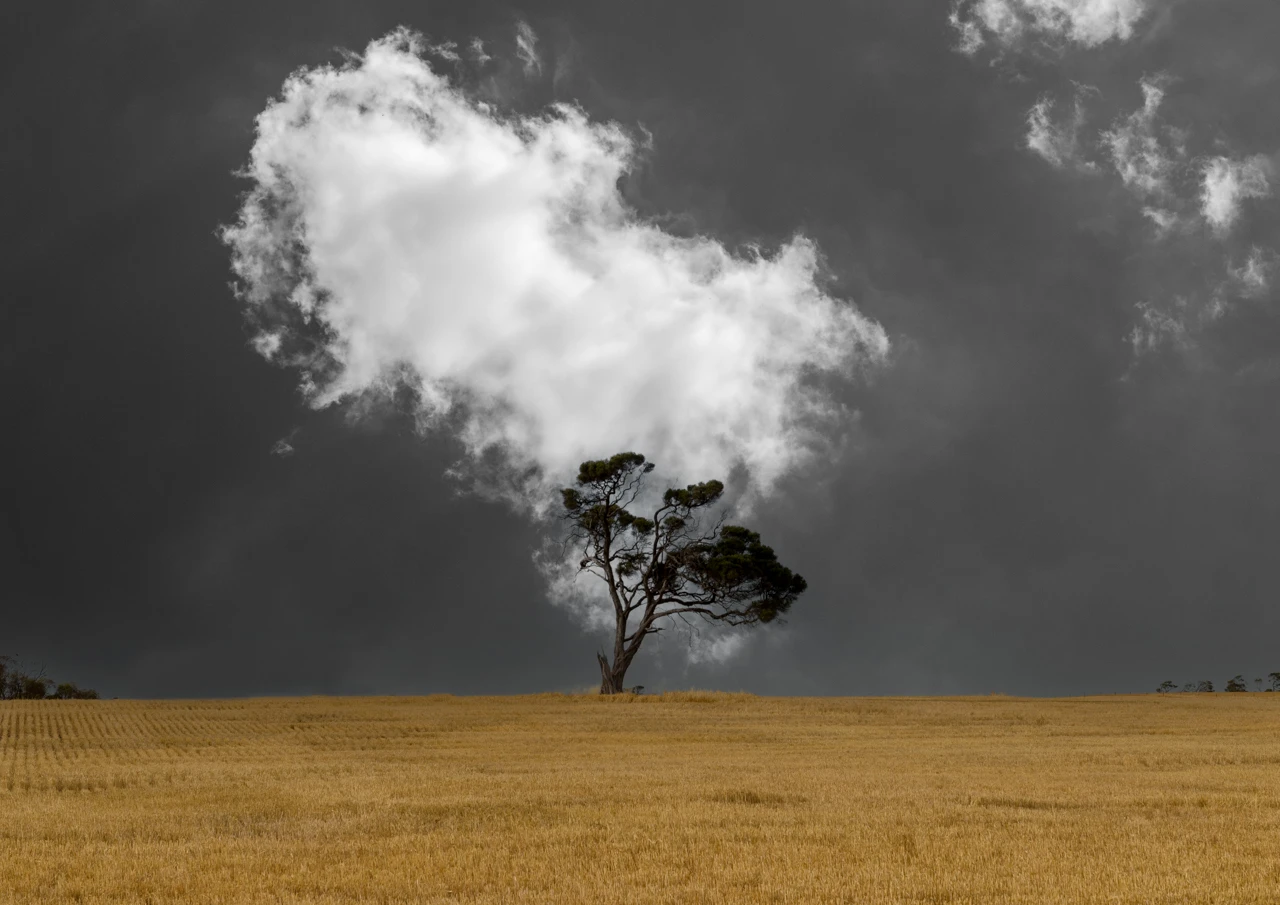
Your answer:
2;693;1279;904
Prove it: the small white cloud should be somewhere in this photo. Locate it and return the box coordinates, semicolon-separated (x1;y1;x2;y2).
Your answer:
428;40;460;63
1141;207;1182;237
1201;291;1230;323
1128;251;1271;359
1228;248;1272;297
270;427;300;457
1128;298;1192;356
1101;77;1181;202
251;332;282;359
515;21;541;76
948;7;988;54
685;632;748;666
951;0;1149;53
1200;155;1271;236
469;38;491;65
1025;93;1095;170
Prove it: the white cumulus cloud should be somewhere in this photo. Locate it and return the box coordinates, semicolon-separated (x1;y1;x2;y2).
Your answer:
1200;155;1271;236
950;0;1149;54
221;30;888;510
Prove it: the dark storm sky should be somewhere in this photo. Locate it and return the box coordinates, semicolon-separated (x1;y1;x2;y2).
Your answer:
5;0;1279;697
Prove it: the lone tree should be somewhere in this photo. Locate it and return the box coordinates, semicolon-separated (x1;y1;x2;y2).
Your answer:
561;452;807;694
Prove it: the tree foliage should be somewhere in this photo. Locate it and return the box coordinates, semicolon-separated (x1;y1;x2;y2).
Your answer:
561;452;807;693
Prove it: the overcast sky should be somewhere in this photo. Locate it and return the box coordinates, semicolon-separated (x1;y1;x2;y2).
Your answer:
5;0;1280;697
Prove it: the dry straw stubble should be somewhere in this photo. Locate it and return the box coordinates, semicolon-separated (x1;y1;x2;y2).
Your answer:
2;692;1279;903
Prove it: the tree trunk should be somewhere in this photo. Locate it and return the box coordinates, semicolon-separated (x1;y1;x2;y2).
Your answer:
598;652;626;695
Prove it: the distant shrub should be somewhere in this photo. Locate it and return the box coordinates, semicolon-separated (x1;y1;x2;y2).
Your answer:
51;683;100;700
1160;674;1280;695
17;677;51;699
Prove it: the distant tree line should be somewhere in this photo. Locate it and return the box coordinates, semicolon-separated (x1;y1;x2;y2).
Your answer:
0;656;98;700
1157;673;1280;694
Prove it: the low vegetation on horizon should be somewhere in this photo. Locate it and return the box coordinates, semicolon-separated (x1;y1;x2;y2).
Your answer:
0;656;97;701
3;693;1279;903
1158;672;1280;693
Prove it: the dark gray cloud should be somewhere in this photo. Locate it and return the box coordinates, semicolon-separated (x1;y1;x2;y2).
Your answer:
4;0;1279;697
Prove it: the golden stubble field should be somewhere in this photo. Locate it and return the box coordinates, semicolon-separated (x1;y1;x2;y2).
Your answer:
2;693;1279;904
